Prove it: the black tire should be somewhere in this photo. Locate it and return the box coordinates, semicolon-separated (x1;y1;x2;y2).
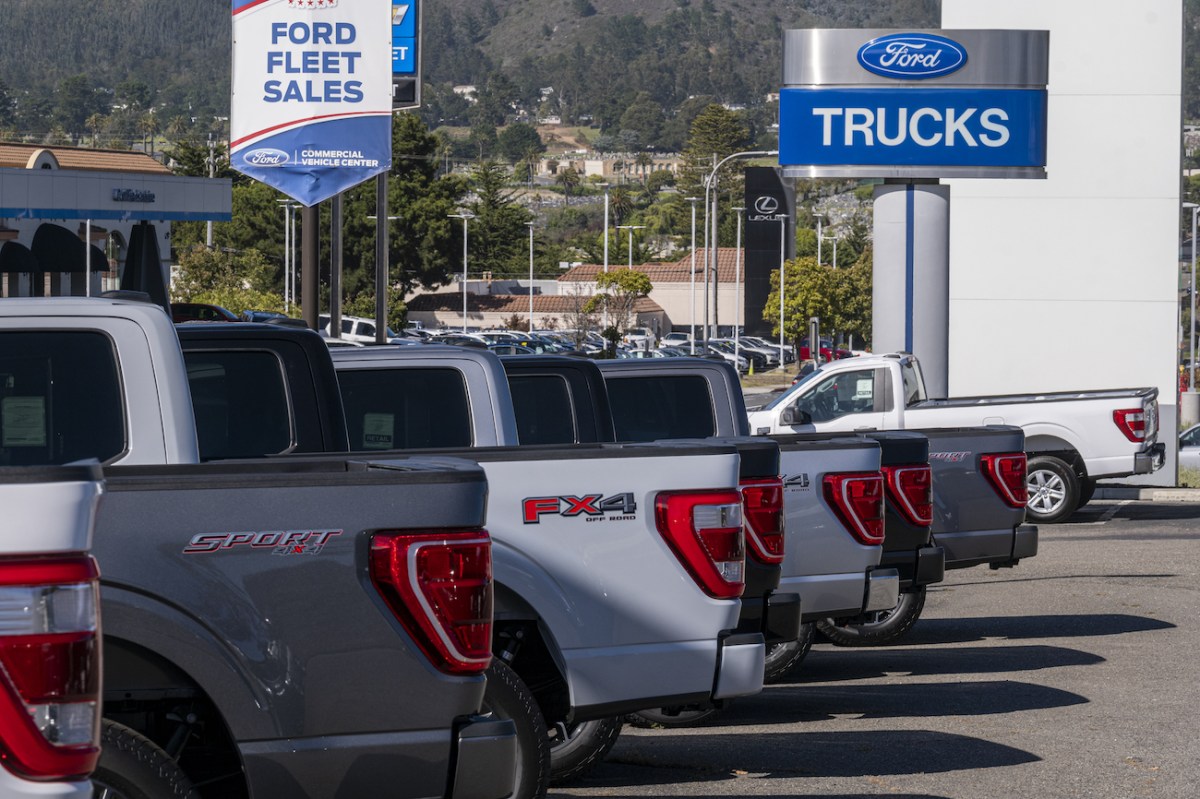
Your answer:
482;660;550;799
629;705;720;728
548;716;622;784
92;720;197;799
1076;477;1098;509
763;622;816;683
1026;455;1081;524
815;587;927;647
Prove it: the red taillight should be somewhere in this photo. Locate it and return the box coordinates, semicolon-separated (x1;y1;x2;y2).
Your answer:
882;464;933;527
981;453;1029;508
369;531;493;675
1113;408;1147;442
740;478;785;565
0;555;101;781
823;472;885;545
655;490;745;599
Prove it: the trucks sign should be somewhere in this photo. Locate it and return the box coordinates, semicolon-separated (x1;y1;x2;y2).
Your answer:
779;29;1049;180
230;0;394;206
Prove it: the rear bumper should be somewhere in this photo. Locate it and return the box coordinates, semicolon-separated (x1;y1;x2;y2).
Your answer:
785;570;892;622
862;568;901;612
712;631;766;700
1134;443;1166;475
940;524;1039;571
879;545;944;589
736;591;802;645
0;768;89;799
450;717;518;799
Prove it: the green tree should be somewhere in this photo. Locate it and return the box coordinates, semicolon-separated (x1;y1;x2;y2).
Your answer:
0;79;17;127
589;268;653;336
619;92;665;147
555;166;582;204
766;256;834;350
496;122;545;164
171;244;283;314
678;104;750;199
54;74;102;138
831;247;872;349
465;160;532;278
85;113;108;148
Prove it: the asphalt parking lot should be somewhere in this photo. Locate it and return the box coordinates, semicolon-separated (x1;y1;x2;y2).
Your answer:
550;500;1200;798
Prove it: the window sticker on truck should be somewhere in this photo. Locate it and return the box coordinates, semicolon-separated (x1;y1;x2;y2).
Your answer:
522;493;638;524
183;529;343;555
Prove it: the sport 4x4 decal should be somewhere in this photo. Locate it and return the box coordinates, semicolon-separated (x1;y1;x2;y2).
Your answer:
522;493;637;524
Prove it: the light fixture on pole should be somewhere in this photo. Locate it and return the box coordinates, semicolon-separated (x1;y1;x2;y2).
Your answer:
778;213;789;370
733;206;746;364
526;221;536;333
822;235;839;269
686;196;700;353
600;182;610;330
616;225;645;268
448;212;474;333
1186;203;1200;392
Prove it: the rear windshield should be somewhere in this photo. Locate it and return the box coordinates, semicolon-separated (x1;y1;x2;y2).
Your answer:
605;375;715;441
338;367;472;450
508;374;577;445
0;331;125;466
184;350;295;460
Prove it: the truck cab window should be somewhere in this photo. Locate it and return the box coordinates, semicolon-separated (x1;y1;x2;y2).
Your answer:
0;331;125;466
338;368;472;450
606;375;715;441
794;368;877;422
508;375;578;445
184;351;295;460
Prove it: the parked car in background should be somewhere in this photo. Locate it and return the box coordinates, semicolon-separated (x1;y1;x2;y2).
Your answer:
1179;424;1200;470
171;302;239;323
661;331;692;347
318;313;409;344
623;327;657;349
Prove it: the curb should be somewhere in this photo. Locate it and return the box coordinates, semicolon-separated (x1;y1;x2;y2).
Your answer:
1095;487;1200;502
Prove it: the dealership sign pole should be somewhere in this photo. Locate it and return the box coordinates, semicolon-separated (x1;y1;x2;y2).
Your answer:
230;0;394;327
777;29;1048;397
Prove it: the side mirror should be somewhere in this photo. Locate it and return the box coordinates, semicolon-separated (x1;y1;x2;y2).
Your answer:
779;406;812;426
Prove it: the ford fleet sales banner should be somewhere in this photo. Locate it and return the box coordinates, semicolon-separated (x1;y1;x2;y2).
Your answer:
230;0;393;206
778;29;1050;180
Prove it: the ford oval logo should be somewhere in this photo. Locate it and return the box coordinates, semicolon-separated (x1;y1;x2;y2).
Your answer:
245;148;290;167
857;33;967;80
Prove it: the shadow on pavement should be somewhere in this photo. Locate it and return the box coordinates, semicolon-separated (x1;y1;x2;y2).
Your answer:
898;613;1175;645
562;728;1036;787
708;680;1085;725
784;643;1103;684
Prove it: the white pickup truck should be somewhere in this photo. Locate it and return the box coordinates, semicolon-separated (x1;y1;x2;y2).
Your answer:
748;353;1164;523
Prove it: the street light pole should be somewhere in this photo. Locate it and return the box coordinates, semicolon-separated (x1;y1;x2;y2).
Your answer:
448;212;474;333
687;197;700;353
367;212;401;343
733;206;745;364
527;222;535;333
617;225;645;269
601;183;610;330
779;214;789;370
822;236;839;269
1189;203;1199;391
702;149;779;340
276;199;291;311
814;212;825;265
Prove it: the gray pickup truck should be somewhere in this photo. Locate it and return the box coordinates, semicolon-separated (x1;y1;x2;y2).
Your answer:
598;358;1037;651
0;298;516;799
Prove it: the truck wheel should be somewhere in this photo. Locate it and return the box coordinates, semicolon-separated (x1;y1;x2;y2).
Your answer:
815;588;926;646
1026;455;1080;524
92;720;197;799
763;622;815;683
548;716;622;784
482;661;550;799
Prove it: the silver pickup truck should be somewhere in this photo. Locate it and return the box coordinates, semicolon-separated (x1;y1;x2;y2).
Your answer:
328;345;765;786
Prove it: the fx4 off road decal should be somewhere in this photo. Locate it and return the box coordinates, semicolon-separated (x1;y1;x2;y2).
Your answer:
183;529;342;555
522;493;637;524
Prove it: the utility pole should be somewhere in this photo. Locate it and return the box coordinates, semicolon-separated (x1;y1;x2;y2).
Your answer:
206;134;216;248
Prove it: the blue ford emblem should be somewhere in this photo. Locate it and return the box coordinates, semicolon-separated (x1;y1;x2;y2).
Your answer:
857;33;967;80
245;148;290;167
